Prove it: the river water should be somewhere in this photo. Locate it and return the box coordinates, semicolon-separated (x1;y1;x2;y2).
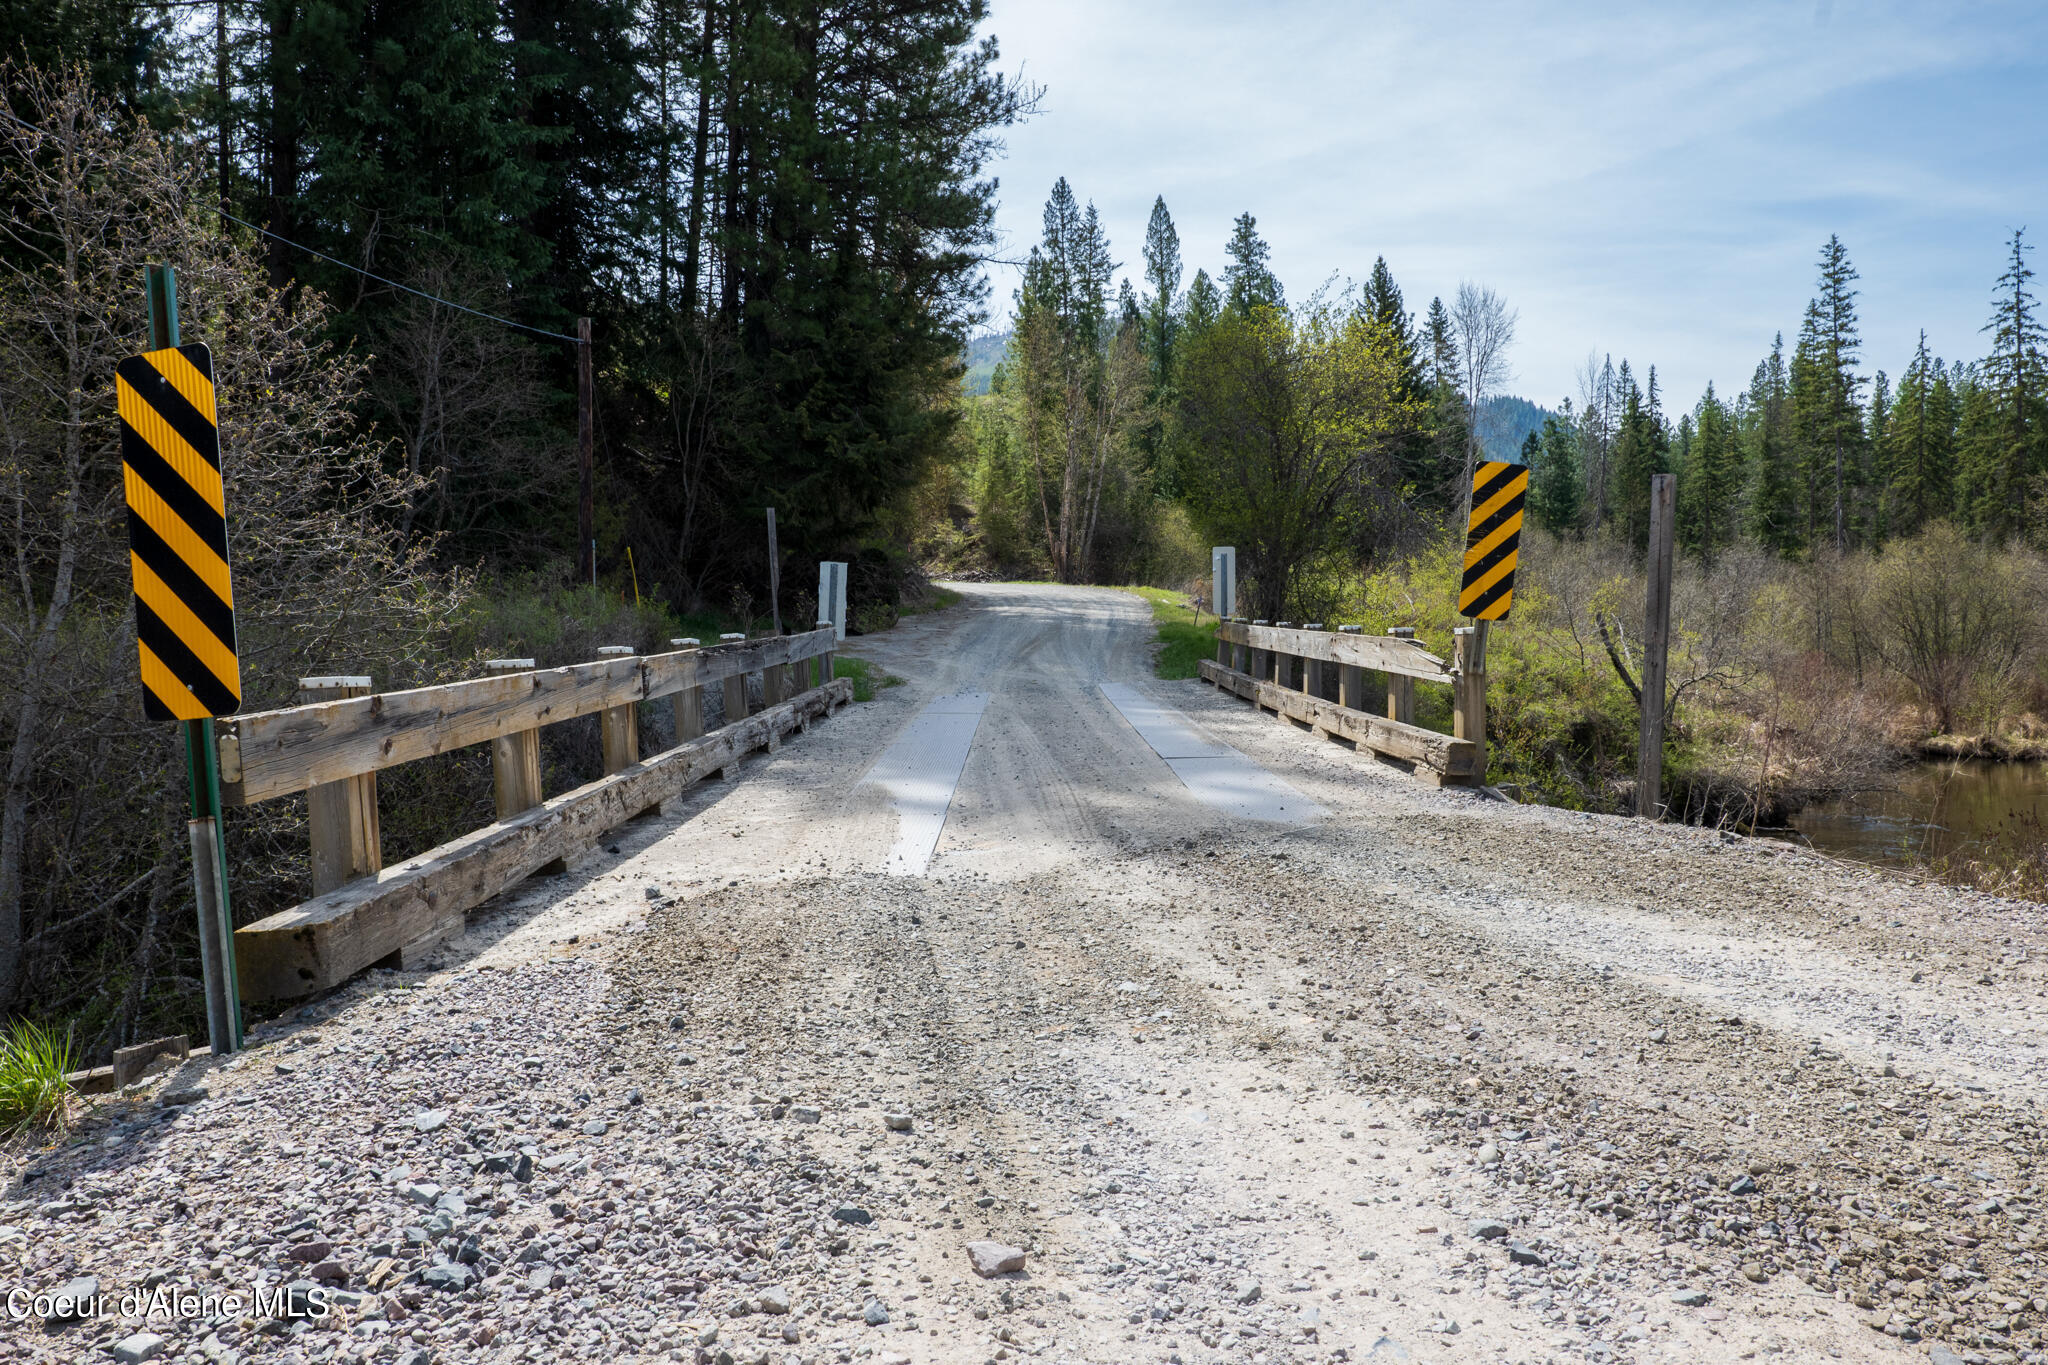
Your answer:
1788;758;2048;877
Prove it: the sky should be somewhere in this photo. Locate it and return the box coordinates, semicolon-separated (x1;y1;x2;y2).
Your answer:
972;0;2048;412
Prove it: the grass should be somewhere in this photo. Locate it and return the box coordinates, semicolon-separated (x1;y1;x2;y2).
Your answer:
900;586;962;617
835;656;904;702
0;1019;77;1135
1120;585;1221;680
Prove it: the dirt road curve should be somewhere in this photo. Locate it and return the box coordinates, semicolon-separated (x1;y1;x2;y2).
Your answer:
13;583;2046;1365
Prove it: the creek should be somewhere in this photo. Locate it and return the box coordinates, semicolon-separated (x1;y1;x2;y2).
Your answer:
1788;758;2048;882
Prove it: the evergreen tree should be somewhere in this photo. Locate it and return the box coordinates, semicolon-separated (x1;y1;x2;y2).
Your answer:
1221;211;1283;315
1880;333;1951;535
1968;227;2048;538
1530;405;1582;534
1183;268;1221;337
1744;336;1800;553
1678;384;1738;559
1810;235;1866;551
1140;196;1182;391
1360;256;1423;391
1419;296;1468;520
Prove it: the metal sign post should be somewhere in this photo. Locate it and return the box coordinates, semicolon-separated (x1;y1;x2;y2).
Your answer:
127;264;242;1052
818;561;848;641
1210;546;1236;622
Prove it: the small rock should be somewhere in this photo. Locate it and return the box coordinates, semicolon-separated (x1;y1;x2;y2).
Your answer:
288;1240;332;1263
1233;1280;1262;1305
1927;1346;1967;1365
1671;1288;1710;1307
111;1333;168;1363
1474;1143;1502;1167
791;1105;821;1124
1648;1027;1669;1043
159;1085;208;1106
966;1241;1028;1277
1742;1262;1767;1283
310;1260;349;1285
49;1275;98;1321
1729;1174;1758;1195
413;1109;449;1132
883;1112;912;1132
644;885;662;900
1746;1158;1770;1176
421;1264;473;1293
581;1120;608;1136
1468;1218;1508;1240
1507;1241;1545;1266
832;1207;873;1226
399;1182;442;1207
863;1299;890;1326
758;1285;791;1314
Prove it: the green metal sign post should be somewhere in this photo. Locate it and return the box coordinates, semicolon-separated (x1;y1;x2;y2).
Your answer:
143;263;242;1053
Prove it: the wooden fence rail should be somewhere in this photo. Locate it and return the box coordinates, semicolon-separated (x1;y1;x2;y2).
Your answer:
1200;618;1486;786
228;626;848;1002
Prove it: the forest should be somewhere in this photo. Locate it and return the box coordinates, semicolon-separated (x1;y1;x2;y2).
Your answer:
0;2;2044;1062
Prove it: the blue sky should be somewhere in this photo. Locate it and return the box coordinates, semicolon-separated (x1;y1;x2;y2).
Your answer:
975;0;2048;412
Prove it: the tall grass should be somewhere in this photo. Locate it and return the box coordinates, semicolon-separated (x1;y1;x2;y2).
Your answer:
0;1019;77;1134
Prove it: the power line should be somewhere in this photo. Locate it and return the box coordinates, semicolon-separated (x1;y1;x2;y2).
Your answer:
0;103;582;345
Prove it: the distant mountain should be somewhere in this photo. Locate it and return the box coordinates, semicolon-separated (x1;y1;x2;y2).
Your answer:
1478;395;1556;464
960;330;1010;395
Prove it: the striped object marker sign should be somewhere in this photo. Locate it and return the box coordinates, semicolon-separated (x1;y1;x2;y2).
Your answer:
1459;460;1528;620
116;343;241;719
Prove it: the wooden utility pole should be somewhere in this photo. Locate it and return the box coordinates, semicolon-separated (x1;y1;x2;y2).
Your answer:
765;507;781;634
577;317;595;586
1636;473;1676;818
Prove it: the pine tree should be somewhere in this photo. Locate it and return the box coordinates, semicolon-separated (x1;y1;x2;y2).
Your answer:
1810;235;1866;551
1183;268;1221;337
1419;296;1467;518
1530;407;1583;534
1679;383;1738;560
1744;336;1800;553
1221;212;1283;315
1361;256;1433;506
1880;333;1951;535
1969;227;2048;538
1140;196;1182;392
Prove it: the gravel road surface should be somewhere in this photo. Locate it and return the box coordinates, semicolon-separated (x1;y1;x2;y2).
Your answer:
7;583;2044;1365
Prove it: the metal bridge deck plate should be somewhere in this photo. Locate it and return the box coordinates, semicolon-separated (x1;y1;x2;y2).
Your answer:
1098;683;1323;824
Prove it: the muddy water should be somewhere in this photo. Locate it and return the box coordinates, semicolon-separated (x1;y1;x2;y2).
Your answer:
1789;757;2048;874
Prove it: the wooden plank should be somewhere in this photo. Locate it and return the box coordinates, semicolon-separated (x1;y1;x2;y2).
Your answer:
484;660;544;817
1385;627;1416;725
234;678;854;1001
1215;620;1451;681
298;677;380;895
1197;659;1478;779
719;633;750;724
219;629;836;806
668;639;703;742
596;646;640;774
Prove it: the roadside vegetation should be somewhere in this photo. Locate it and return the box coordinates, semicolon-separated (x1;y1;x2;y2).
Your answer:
1121;587;1221;681
0;1019;75;1135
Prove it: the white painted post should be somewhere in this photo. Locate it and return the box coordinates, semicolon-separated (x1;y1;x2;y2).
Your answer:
819;561;848;641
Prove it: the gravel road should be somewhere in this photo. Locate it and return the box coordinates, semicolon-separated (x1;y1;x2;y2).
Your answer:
8;583;2044;1365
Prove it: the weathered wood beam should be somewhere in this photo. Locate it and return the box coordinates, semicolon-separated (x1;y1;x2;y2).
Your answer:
234;679;853;1002
1215;620;1450;681
219;629;835;806
1198;659;1477;780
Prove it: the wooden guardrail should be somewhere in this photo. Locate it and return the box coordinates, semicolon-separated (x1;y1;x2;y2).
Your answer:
222;626;847;1002
1199;619;1486;786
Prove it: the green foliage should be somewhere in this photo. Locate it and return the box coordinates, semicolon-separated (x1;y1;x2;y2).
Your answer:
0;1018;76;1134
1221;212;1283;316
834;656;902;702
1121;586;1219;680
1531;410;1584;535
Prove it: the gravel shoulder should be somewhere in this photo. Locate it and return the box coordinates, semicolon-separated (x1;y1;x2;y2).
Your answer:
7;583;2044;1365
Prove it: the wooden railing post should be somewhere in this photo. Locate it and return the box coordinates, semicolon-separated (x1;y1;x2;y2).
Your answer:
596;646;640;773
718;633;749;724
1453;627;1486;786
297;676;381;895
1232;619;1248;674
761;632;788;708
1337;625;1366;710
1273;623;1298;689
1386;627;1416;726
817;620;835;690
1301;624;1325;700
484;660;543;818
1248;621;1268;685
668;639;703;742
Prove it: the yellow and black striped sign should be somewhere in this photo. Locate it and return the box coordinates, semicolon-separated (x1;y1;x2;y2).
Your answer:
1459;460;1527;620
116;343;240;720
